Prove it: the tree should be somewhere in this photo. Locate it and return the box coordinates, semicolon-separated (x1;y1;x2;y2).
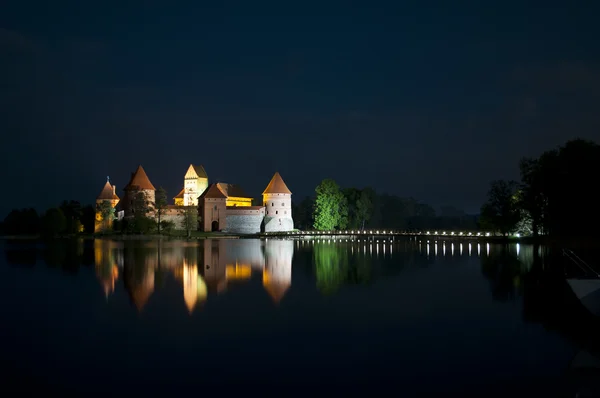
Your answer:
516;139;600;237
355;188;374;230
180;206;198;238
342;188;361;229
41;208;67;237
2;208;40;235
479;180;521;236
160;220;175;235
519;156;550;236
127;192;155;234
97;201;116;232
132;192;152;217
313;179;347;230
293;196;314;230
81;205;96;234
154;187;168;234
59;200;83;234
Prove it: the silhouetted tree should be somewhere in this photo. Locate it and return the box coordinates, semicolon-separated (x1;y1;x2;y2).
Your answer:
515;139;600;237
81;205;96;234
41;208;67;237
59;200;83;234
479;180;521;236
342;188;361;229
293;196;314;230
2;208;40;235
343;187;375;230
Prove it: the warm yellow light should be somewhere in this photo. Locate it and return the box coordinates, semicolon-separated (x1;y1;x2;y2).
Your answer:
225;264;252;279
226;197;252;207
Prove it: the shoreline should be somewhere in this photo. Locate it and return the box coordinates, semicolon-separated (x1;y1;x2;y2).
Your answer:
1;233;599;248
0;233;246;241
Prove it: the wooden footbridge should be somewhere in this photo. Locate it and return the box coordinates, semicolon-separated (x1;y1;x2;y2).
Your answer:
261;229;494;241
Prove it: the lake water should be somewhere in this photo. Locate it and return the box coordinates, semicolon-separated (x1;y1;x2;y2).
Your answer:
1;238;600;396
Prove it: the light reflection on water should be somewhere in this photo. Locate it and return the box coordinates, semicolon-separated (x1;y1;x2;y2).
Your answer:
1;237;599;395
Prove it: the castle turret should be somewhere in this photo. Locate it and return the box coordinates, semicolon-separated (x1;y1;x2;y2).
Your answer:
95;177;120;232
122;165;156;218
175;164;209;206
262;172;294;232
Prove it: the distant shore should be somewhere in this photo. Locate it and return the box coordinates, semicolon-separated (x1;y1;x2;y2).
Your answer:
0;232;247;241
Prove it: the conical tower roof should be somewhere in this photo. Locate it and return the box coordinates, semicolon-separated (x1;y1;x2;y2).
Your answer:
97;180;119;200
263;172;292;195
124;165;156;191
185;164;208;179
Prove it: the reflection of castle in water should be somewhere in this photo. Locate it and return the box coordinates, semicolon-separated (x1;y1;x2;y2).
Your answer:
93;239;294;313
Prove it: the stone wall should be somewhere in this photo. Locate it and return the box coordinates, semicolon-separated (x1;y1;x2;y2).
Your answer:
263;215;294;233
224;206;265;234
161;209;187;230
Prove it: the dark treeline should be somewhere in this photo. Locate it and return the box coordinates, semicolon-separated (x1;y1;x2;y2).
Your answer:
480;138;600;238
293;180;478;231
0;201;96;237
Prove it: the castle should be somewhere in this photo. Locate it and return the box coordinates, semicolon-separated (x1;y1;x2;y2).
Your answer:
95;165;294;234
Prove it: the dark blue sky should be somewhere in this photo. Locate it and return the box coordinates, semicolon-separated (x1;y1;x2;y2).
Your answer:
1;1;599;216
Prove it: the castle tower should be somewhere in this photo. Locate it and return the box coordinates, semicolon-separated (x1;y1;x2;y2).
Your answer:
95;177;120;232
198;183;227;232
175;164;209;206
262;172;294;232
122;165;156;218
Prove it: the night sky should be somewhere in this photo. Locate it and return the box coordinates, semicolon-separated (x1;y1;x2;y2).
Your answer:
2;1;599;217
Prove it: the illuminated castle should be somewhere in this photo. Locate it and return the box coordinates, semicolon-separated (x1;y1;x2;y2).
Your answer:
173;164;208;206
94;164;294;234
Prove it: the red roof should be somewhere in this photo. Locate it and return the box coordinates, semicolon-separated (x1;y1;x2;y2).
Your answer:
97;181;119;200
124;165;156;191
199;183;227;199
263;172;291;195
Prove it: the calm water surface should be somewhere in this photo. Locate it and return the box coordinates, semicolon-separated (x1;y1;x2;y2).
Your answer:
1;238;600;396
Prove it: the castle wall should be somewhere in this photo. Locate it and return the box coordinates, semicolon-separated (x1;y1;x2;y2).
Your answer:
224;206;265;234
263;193;294;232
161;208;187;230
